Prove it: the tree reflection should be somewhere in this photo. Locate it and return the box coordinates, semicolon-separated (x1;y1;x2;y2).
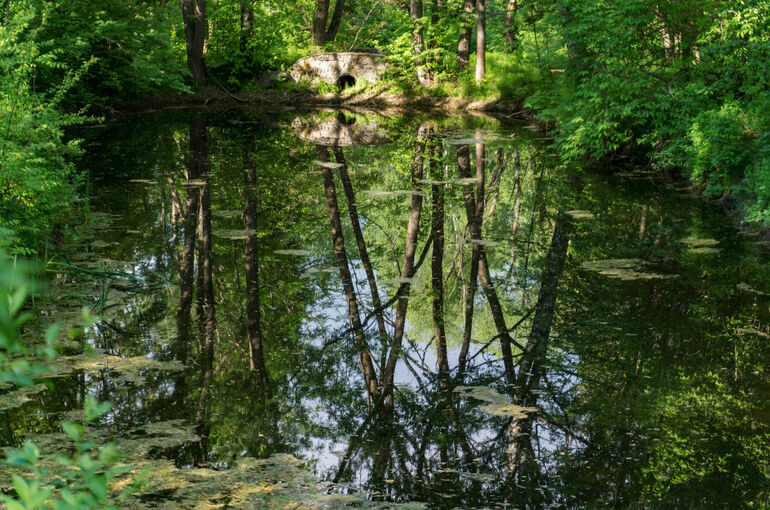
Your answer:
23;109;770;509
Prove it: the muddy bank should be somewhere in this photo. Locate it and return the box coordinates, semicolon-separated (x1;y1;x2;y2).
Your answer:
114;87;531;118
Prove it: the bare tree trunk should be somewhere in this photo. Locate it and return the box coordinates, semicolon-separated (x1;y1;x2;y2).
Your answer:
181;0;207;84
410;0;433;86
326;0;346;42
175;121;201;365
507;213;570;483
510;149;522;265
457;0;473;71
505;0;519;52
243;148;269;388
475;0;486;85
313;0;346;45
318;146;382;401
191;116;215;467
515;212;570;393
313;0;331;44
333;147;389;345
240;0;253;50
382;124;429;406
458;138;516;381
430;141;450;383
456;144;476;374
639;204;649;240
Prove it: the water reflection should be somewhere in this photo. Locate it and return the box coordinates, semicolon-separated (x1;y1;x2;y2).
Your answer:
6;109;770;508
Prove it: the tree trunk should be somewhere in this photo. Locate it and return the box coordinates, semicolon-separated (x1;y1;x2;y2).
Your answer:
381;124;429;406
505;0;518;53
334;148;389;345
313;0;345;45
243;149;269;388
507;212;570;483
457;0;473;71
475;0;486;86
430;141;450;383
318;146;382;401
240;0;253;50
181;0;207;85
456;144;476;374
410;0;433;87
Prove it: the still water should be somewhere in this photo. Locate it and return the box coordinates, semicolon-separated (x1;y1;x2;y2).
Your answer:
8;109;770;508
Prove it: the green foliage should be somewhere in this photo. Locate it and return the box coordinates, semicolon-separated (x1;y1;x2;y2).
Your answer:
0;10;85;253
0;257;126;509
14;0;190;104
528;0;770;226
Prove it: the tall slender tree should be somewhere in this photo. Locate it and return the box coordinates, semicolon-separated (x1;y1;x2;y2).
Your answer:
457;0;474;71
180;0;207;84
475;0;486;85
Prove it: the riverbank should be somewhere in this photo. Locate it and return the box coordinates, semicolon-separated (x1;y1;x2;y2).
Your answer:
113;87;531;118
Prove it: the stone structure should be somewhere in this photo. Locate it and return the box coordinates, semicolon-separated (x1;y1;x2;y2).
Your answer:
291;114;391;146
289;52;389;88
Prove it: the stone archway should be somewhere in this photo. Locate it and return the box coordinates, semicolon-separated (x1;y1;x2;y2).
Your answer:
289;52;389;88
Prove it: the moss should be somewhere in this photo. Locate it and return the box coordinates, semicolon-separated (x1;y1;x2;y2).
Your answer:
50;352;185;385
581;259;676;281
454;386;538;419
0;383;48;411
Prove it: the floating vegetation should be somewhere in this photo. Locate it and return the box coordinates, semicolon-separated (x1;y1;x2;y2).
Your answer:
185;179;207;186
301;267;336;278
454;386;538;418
737;327;769;338
274;249;313;256
50;352;185;386
90;240;112;248
450;177;480;185
580;259;676;281
690;247;721;254
681;236;721;254
0;384;48;411
445;138;485;145
737;282;768;296
212;210;242;219
313;160;345;169
212;229;257;240
380;278;416;285
128;179;156;184
470;239;502;246
418;179;451;185
363;190;425;199
565;210;595;220
1;421;364;510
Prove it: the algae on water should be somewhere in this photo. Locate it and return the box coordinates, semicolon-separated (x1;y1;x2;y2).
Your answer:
581;259;676;281
454;386;538;419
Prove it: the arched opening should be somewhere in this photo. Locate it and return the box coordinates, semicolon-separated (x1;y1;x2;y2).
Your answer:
336;112;357;126
337;74;356;90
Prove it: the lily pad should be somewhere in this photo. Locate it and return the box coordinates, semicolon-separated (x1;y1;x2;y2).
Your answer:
313;160;344;169
274;249;313;256
581;259;676;281
212;210;242;219
213;229;257;240
565;210;595;220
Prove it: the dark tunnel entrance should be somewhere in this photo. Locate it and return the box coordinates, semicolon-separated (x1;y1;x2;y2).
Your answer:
337;74;356;90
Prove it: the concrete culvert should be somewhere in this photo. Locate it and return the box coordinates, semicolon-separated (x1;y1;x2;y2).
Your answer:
337;75;356;90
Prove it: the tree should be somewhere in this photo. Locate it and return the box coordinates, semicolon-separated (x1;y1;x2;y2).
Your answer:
457;0;473;71
475;0;485;85
313;0;345;45
181;0;207;84
410;0;433;87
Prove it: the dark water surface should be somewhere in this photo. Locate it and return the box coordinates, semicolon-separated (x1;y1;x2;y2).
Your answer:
10;109;770;508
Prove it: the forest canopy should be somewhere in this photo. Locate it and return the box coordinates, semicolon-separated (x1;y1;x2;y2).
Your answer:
1;0;769;249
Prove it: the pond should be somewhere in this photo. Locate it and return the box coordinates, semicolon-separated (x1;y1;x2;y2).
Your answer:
6;108;770;508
